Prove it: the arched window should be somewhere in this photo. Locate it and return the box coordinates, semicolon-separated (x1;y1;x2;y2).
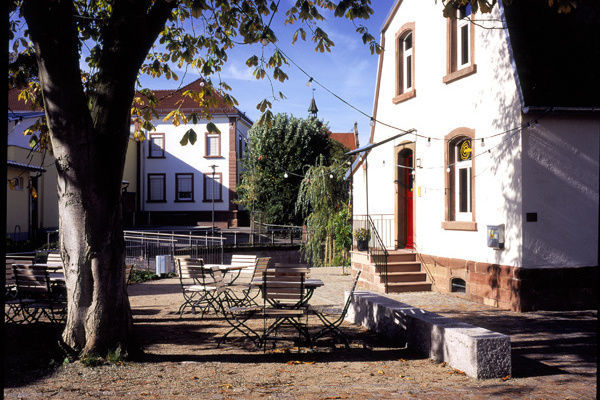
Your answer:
394;23;416;104
443;128;477;231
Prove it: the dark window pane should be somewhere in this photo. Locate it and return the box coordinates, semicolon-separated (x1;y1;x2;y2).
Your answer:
406;55;412;88
459;168;468;212
404;33;412;50
461;25;469;65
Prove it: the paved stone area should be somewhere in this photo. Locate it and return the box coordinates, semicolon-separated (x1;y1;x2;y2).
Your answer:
4;266;596;399
310;267;597;393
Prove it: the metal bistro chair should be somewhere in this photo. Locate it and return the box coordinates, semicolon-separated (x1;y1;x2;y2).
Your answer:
259;269;310;349
308;270;361;348
12;264;66;324
176;257;214;318
5;259;32;323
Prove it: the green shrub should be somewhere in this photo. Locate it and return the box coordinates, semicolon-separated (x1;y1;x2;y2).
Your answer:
128;269;159;283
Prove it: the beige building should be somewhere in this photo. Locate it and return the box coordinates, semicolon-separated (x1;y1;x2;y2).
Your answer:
7;105;59;240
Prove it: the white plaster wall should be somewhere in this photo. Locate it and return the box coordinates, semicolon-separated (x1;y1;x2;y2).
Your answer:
141;116;232;212
354;0;525;267
522;116;600;267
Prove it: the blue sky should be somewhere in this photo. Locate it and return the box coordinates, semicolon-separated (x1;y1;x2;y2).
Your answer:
138;1;397;147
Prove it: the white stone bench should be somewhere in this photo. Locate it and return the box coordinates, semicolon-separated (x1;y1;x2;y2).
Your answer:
345;290;511;379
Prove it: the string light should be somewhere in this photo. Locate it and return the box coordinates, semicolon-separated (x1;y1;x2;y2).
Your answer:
274;44;554;144
329;173;334;179
480;138;485;147
283;172;288;178
427;137;431;147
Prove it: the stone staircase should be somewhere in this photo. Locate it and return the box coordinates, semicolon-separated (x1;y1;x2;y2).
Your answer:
351;249;432;293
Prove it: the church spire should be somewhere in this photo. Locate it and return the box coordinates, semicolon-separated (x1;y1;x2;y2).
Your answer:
308;89;318;118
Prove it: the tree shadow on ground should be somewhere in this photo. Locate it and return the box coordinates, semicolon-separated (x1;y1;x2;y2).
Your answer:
4;323;67;388
437;309;597;378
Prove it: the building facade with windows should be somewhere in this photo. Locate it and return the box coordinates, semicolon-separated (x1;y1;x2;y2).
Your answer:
7;90;60;241
351;0;599;311
136;78;252;228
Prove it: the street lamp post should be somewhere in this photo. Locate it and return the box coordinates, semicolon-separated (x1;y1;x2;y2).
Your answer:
210;164;217;236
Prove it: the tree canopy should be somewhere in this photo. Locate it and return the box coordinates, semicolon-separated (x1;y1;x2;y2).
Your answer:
237;114;347;226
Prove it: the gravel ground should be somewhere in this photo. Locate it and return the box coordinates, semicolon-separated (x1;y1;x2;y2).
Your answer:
4;267;596;399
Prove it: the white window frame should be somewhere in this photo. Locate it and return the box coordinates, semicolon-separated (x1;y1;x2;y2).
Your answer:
147;173;166;202
205;133;220;157
175;173;194;202
402;33;413;92
457;8;471;68
149;133;165;158
454;139;472;221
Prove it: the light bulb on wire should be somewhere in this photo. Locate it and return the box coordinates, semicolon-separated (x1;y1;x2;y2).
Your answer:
283;172;288;178
427;137;431;147
369;118;375;127
480;138;485;147
306;77;313;87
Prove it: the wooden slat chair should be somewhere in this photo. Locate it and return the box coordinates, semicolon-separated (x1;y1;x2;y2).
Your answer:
176;257;218;318
5;259;32;323
259;270;310;348
12;264;66;324
307;270;362;348
227;254;258;285
228;256;270;307
46;252;63;271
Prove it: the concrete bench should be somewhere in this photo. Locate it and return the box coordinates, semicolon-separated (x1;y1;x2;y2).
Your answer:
345;290;511;379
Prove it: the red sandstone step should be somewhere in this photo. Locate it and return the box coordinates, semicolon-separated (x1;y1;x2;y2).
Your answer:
378;262;422;273
386;252;417;263
385;282;432;293
381;272;428;283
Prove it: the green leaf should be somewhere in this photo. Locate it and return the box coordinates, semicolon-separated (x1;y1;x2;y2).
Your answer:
186;128;197;145
206;122;220;134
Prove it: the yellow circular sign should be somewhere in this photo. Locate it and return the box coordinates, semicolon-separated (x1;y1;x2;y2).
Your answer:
459;139;472;161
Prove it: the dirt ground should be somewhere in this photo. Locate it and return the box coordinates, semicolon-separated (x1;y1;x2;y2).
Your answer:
4;270;597;399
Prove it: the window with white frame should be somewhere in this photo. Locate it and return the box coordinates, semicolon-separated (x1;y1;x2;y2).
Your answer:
203;172;222;202
444;5;476;83
394;23;416;103
147;173;166;202
454;138;472;220
443;129;476;230
205;132;220;157
457;7;471;68
175;173;194;202
402;32;413;92
149;133;165;158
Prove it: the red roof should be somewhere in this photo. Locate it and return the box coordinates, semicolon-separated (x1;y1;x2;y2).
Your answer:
140;78;240;115
329;132;358;151
8;87;41;111
9;78;248;119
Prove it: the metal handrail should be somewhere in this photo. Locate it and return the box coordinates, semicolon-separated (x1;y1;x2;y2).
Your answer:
367;215;389;293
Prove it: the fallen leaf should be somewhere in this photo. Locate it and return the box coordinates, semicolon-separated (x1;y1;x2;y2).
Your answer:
219;384;233;390
302;361;316;365
502;375;511;381
377;370;384;375
440;362;447;368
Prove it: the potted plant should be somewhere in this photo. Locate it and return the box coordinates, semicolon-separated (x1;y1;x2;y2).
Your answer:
354;228;371;251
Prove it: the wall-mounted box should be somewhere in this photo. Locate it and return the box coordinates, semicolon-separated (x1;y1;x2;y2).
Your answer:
487;224;505;249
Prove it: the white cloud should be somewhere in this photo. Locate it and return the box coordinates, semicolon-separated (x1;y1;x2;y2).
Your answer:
222;63;255;81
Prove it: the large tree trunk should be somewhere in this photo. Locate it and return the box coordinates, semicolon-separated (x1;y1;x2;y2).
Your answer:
57;141;133;355
22;0;175;357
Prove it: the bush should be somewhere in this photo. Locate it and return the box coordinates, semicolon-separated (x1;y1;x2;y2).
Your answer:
128;269;159;283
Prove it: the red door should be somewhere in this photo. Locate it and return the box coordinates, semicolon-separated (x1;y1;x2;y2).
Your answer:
404;153;414;248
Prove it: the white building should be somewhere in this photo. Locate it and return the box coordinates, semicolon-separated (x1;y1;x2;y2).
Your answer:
351;1;599;311
135;78;252;228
